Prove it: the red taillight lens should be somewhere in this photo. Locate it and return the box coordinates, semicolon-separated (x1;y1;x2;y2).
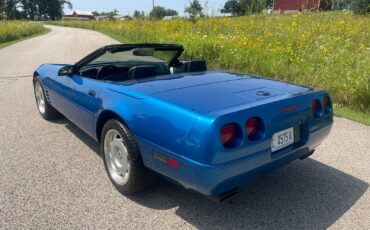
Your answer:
246;117;265;141
220;123;237;146
312;100;322;118
323;96;332;113
246;118;258;137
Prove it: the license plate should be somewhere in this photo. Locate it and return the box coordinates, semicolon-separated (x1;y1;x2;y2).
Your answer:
271;127;294;152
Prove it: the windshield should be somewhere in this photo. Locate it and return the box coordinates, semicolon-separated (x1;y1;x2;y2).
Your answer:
87;47;178;65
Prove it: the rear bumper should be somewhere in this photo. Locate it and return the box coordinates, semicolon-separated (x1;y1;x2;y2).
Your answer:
140;123;332;196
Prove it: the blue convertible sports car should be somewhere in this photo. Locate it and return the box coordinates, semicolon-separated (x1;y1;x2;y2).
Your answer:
33;44;333;201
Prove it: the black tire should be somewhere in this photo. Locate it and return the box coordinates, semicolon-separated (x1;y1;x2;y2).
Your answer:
33;78;61;120
101;119;155;195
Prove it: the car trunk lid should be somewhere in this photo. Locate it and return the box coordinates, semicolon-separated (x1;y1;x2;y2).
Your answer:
110;72;311;113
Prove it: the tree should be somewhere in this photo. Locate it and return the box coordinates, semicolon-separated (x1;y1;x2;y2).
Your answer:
266;0;273;8
332;0;352;10
149;6;166;18
133;10;145;18
92;11;100;16
165;8;178;16
0;0;5;19
149;6;178;19
94;9;119;20
0;0;72;20
44;0;73;20
319;0;333;10
221;0;243;16
107;8;119;19
351;0;369;14
4;0;19;19
221;0;270;16
185;0;203;18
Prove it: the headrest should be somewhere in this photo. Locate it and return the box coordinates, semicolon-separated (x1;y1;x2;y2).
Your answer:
128;66;156;80
184;60;207;72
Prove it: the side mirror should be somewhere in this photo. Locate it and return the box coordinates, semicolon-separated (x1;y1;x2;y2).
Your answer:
58;66;74;76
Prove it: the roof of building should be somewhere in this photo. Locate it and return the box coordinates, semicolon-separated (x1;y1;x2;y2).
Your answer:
74;11;94;16
112;15;124;19
64;10;94;16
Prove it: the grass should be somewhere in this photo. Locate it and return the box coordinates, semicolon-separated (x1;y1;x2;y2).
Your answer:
49;12;370;114
0;21;48;48
0;27;50;49
334;105;370;126
49;13;369;124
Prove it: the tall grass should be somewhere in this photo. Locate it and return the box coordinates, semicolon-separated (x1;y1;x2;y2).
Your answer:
0;21;46;44
51;12;369;112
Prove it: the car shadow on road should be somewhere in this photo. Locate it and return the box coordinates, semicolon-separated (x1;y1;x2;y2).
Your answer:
62;118;368;230
59;118;101;155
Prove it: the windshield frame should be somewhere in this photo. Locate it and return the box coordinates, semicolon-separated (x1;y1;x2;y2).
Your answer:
72;44;184;73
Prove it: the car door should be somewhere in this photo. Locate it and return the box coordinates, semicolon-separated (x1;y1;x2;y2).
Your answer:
58;74;103;137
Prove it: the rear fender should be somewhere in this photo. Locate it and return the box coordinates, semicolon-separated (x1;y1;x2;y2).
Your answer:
97;88;203;161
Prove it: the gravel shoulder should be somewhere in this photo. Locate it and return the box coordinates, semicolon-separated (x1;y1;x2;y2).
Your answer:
0;25;369;230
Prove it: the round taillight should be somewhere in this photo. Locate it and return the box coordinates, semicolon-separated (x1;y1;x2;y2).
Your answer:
246;118;258;137
220;123;241;148
246;117;265;141
312;99;322;119
323;96;332;114
221;124;237;146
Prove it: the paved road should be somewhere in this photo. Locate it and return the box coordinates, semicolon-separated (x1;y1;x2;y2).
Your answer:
0;25;369;230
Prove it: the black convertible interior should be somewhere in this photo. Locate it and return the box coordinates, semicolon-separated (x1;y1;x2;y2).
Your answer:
75;44;207;82
79;60;207;82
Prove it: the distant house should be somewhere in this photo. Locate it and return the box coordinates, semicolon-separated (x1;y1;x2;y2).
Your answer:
219;13;232;17
273;0;332;14
113;15;133;21
63;11;95;20
163;16;179;20
96;16;109;21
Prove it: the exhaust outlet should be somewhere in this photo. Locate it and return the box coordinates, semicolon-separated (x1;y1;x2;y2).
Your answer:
300;150;315;160
207;188;239;203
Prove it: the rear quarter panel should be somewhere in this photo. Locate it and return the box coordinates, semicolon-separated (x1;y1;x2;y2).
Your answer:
97;86;212;161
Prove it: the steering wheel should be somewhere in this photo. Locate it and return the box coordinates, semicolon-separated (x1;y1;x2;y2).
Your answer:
96;65;121;80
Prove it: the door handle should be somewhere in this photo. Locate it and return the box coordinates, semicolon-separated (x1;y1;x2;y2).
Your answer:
88;89;96;97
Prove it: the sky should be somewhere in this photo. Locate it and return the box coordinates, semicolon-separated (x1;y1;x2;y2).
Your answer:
68;0;228;16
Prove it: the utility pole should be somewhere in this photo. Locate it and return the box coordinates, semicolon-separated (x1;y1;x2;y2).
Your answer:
152;0;154;19
4;0;7;19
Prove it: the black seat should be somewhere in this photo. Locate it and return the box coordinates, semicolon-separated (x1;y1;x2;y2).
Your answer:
102;74;126;82
128;66;157;80
158;63;171;75
184;60;207;72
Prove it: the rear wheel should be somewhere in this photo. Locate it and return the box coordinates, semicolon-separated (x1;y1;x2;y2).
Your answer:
101;119;155;195
33;78;60;120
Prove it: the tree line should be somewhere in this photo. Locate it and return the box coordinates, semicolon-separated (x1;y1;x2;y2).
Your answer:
0;0;368;21
0;0;72;20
